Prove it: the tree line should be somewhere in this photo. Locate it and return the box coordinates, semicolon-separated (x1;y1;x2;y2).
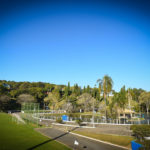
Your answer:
0;75;150;118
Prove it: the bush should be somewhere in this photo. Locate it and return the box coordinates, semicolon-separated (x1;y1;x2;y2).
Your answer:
131;125;150;150
76;119;82;126
131;125;150;141
56;118;63;124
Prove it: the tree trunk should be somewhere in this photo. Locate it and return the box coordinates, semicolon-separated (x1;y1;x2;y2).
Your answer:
147;107;149;115
146;106;149;125
139;104;141;118
104;92;107;123
117;108;120;124
124;113;125;124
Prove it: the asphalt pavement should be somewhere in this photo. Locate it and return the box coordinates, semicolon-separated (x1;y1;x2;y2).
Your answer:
36;128;127;150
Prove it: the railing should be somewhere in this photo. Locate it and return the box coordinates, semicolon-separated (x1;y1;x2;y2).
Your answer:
32;113;150;125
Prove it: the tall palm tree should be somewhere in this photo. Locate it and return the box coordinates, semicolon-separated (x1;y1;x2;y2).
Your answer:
103;75;113;121
103;75;113;98
97;75;113;121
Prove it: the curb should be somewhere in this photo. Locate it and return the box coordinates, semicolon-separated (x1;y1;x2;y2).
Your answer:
52;123;95;128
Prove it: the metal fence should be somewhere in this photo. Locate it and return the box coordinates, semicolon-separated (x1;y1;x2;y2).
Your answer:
33;112;150;125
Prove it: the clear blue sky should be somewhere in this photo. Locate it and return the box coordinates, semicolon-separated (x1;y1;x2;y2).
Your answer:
0;0;150;91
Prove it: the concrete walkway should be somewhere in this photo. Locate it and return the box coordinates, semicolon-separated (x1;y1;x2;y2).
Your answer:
36;128;128;150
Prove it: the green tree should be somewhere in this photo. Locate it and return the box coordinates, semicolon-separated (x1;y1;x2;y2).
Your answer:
0;95;11;111
131;88;145;102
98;75;113;120
73;84;81;96
111;86;128;121
10;90;18;99
86;85;91;93
0;83;9;95
44;92;59;110
83;86;86;93
92;87;99;99
77;93;96;112
139;92;150;115
130;88;145;114
17;94;36;104
110;92;120;119
64;82;71;97
102;75;113;98
119;86;127;109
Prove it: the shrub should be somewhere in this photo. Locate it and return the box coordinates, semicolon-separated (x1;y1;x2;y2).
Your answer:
131;125;150;150
131;125;150;141
76;119;82;126
68;113;73;117
56;118;63;124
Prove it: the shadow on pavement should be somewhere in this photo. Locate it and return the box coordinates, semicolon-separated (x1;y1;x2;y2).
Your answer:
27;127;79;150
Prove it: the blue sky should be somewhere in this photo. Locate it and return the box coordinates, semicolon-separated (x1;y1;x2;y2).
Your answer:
0;0;150;91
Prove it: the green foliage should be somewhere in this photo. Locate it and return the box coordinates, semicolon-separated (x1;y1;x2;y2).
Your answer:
64;82;71;97
0;80;57;110
139;92;150;114
0;95;11;111
97;75;113;119
17;94;35;104
112;86;127;109
44;92;58;110
0;77;149;114
77;93;96;112
96;78;102;95
10;90;18;99
102;75;113;96
83;86;86;93
131;88;145;102
92;87;100;100
75;118;82;126
131;125;150;150
73;84;81;96
0;83;9;95
119;86;127;109
131;125;150;140
56;118;63;124
86;85;91;93
110;86;128;119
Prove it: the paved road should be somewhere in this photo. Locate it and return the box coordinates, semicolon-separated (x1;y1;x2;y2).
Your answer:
37;128;127;150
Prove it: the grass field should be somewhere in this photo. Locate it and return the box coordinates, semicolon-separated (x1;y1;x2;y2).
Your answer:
0;113;71;150
73;131;134;148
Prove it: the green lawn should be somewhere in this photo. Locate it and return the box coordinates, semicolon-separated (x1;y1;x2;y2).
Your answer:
73;131;134;148
0;113;71;150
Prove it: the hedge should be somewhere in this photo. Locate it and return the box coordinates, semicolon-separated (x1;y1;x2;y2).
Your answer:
131;125;150;150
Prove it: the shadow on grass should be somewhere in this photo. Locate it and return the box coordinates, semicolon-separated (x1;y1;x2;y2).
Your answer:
27;127;79;150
